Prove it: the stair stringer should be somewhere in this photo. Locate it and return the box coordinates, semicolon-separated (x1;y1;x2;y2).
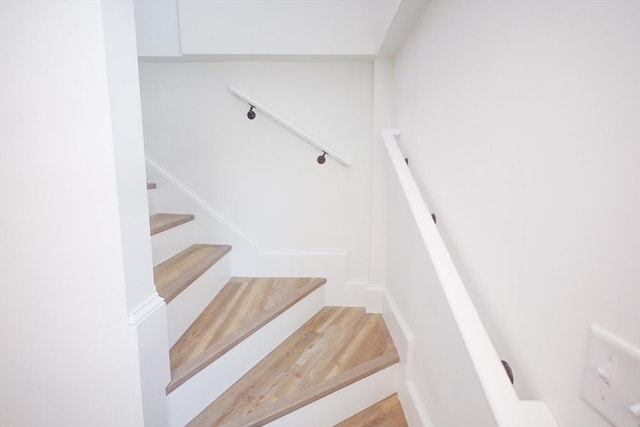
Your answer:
166;286;325;427
145;156;355;307
372;286;434;427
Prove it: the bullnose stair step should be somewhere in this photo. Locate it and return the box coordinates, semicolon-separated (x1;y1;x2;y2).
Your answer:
154;244;231;303
167;277;326;394
150;213;195;236
186;307;399;427
334;394;408;427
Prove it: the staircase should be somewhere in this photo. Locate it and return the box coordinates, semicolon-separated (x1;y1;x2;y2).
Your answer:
147;182;408;426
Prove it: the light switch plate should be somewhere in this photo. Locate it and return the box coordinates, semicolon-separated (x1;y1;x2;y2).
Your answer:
581;324;640;427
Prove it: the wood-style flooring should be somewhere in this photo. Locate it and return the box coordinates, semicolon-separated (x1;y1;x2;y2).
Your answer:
150;213;194;236
187;306;399;427
153;244;231;303
335;394;408;427
167;277;326;393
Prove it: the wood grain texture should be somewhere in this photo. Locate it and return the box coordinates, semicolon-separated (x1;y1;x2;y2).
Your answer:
187;307;399;427
167;277;326;393
150;213;194;236
147;182;157;190
335;394;408;427
154;244;231;303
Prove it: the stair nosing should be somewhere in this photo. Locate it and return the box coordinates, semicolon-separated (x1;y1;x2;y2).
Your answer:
217;351;399;427
154;244;232;303
167;277;326;394
334;393;407;427
150;213;195;236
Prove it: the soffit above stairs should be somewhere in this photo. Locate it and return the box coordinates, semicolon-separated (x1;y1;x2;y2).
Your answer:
134;0;428;59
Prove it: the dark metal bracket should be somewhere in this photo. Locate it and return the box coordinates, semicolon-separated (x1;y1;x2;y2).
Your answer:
317;151;327;165
502;360;514;384
247;105;256;120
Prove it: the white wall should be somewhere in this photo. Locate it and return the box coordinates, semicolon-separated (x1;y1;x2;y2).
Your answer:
102;0;157;316
369;59;394;288
102;2;171;425
134;0;400;57
385;173;497;427
139;60;374;296
0;1;146;426
133;0;181;57
391;1;640;426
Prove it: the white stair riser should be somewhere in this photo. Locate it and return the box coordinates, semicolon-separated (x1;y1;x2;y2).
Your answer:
166;254;231;347
166;286;325;427
147;186;158;215
151;222;195;266
267;364;399;427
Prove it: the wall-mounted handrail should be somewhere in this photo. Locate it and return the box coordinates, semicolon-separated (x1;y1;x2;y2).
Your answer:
228;86;351;167
381;129;558;427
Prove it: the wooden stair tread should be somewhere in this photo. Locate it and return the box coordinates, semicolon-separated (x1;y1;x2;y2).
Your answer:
334;394;408;427
154;244;231;303
187;307;399;427
147;182;157;190
168;277;326;393
150;213;194;236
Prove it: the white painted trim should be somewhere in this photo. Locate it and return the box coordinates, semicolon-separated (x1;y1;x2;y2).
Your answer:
146;155;350;257
380;129;558;427
228;86;351;167
405;380;433;427
266;364;399;427
145;156;351;307
138;54;375;63
378;288;433;427
145;154;265;252
128;293;165;326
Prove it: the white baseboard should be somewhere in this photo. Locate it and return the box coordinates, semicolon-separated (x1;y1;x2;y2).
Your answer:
376;288;433;427
145;156;349;286
167;286;325;427
129;293;165;326
402;379;434;427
